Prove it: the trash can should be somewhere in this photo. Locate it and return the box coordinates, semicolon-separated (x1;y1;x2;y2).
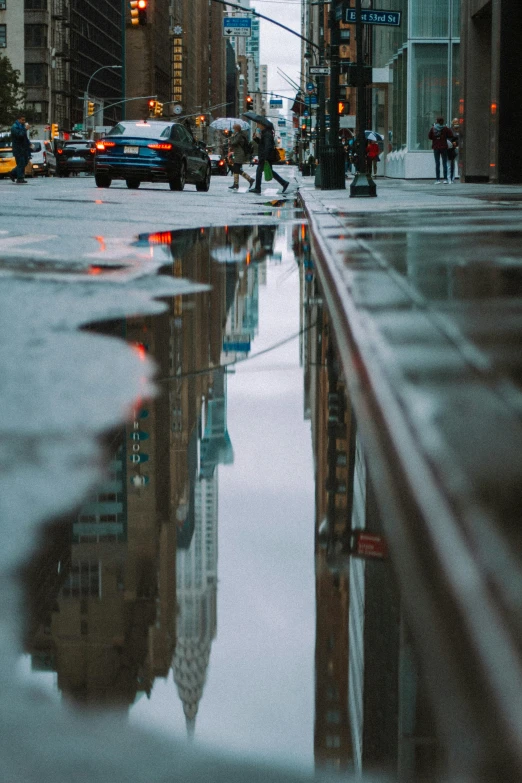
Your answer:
318;145;346;190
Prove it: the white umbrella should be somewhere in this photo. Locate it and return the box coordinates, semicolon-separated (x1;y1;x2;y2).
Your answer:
211;246;248;264
210;117;250;131
365;130;384;141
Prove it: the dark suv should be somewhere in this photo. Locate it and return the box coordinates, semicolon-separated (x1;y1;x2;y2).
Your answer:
47;140;96;177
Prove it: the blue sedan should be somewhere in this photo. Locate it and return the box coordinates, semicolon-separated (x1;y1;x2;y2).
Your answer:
94;120;211;191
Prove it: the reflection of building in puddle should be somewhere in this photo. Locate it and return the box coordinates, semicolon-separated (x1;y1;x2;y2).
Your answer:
21;225;263;723
304;256;440;780
173;367;233;736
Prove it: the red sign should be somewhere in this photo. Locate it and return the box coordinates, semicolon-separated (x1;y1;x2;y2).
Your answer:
354;532;388;559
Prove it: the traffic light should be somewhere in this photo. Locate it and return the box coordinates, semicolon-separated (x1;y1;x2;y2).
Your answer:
130;0;147;25
154;101;163;117
246;95;253;110
148;99;156;116
199;114;205;125
87;101;95;116
51;123;59;138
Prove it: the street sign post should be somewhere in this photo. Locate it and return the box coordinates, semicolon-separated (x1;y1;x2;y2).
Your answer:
223;16;252;36
338;7;401;25
310;65;331;75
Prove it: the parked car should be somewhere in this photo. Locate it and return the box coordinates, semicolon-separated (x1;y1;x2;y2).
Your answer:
93;120;211;191
209;154;228;176
47;139;96;177
0;146;15;179
25;140;49;177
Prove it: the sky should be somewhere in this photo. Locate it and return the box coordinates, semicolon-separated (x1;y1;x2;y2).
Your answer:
256;0;302;99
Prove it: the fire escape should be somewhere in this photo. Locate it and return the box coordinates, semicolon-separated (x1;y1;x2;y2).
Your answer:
50;0;71;128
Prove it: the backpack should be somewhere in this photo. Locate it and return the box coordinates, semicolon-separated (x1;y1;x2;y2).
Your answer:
240;134;254;157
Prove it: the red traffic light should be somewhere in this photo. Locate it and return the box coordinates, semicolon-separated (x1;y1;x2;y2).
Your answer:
138;0;146;6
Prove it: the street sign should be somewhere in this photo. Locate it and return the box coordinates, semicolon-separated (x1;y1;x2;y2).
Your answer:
342;8;401;26
353;531;388;559
223;16;252;36
306;81;314;93
269;98;283;107
310;95;318;105
310;66;330;75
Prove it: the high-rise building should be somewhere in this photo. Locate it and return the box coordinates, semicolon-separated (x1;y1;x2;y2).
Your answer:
372;0;461;178
125;0;171;120
0;0;124;132
461;0;522;183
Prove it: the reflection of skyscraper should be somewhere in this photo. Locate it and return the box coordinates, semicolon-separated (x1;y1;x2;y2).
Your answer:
173;367;232;736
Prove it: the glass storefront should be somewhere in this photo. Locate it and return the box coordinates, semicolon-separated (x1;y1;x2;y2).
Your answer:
373;0;461;166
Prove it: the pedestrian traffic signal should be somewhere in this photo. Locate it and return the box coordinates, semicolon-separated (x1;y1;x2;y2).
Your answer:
51;123;59;138
87;101;95;116
246;95;253;109
130;0;147;25
337;101;349;115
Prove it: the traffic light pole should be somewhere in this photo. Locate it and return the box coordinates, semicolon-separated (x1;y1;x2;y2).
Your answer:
350;0;376;197
318;0;345;189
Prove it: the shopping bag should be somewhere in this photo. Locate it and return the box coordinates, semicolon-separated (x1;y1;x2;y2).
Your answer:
264;161;273;181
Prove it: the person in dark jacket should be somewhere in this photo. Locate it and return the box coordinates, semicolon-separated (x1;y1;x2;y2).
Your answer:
248;122;289;195
227;124;255;191
9;113;32;184
428;116;454;184
447;117;460;183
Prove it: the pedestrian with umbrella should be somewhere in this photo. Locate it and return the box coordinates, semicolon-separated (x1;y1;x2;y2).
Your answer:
227;123;255;191
243;112;289;195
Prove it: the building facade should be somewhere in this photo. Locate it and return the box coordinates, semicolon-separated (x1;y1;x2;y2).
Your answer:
373;0;461;178
461;0;522;183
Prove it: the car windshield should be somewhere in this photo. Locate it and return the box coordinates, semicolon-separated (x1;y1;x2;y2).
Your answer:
107;122;171;139
210;155;222;160
0;149;13;158
64;142;92;149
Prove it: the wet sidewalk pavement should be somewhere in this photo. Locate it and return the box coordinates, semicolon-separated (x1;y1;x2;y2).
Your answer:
297;176;522;518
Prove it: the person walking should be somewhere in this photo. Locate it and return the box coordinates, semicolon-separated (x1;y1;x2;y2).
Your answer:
9;113;32;184
365;139;380;177
248;121;289;195
227;123;255;191
447;118;460;182
428;116;454;184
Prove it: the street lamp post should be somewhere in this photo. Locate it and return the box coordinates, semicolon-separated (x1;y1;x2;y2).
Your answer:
83;64;122;134
350;0;377;197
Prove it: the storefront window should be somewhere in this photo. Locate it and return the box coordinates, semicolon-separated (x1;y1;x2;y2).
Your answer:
410;43;448;150
451;43;460;124
411;0;449;38
452;0;461;37
391;49;408;151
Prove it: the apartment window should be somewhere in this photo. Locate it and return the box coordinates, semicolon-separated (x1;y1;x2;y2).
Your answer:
326;710;341;724
25;63;47;85
0;25;6;48
62;562;101;598
25;23;47;47
25;0;47;8
0;1;5;11
326;735;341;749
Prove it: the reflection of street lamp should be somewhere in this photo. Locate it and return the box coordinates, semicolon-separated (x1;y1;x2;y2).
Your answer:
83;65;122;133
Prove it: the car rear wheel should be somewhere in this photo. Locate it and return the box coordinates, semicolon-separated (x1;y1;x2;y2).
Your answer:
95;174;112;188
126;179;140;189
169;162;186;191
196;165;211;192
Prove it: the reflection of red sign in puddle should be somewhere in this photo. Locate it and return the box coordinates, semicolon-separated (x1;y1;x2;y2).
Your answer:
354;532;388;559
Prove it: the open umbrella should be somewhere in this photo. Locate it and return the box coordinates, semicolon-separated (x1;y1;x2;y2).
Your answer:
209;117;250;131
365;130;384;141
243;111;274;129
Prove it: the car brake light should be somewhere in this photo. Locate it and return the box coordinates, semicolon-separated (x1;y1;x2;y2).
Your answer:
218;160;225;166
96;141;116;150
89;148;96;154
148;143;172;150
57;149;63;155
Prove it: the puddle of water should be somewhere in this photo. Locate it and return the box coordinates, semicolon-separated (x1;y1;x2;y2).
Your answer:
19;220;321;772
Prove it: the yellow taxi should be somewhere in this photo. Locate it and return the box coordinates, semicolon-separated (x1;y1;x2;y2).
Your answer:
0;146;15;178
